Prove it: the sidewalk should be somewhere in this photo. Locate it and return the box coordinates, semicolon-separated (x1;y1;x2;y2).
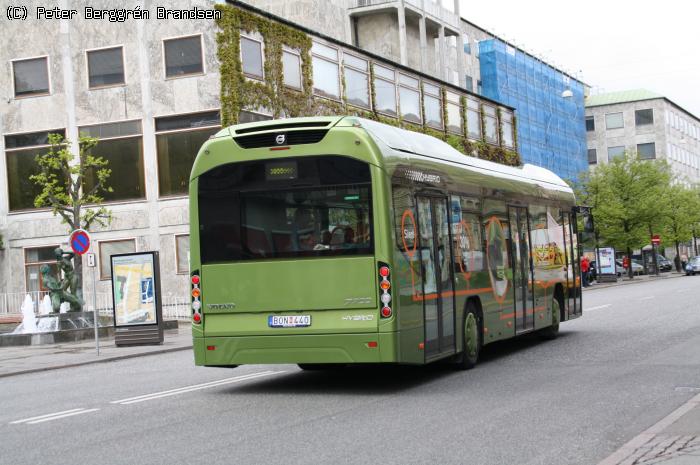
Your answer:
0;324;193;378
600;390;700;464
584;271;686;291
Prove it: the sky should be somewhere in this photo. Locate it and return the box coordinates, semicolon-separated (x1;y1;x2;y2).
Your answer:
458;0;700;116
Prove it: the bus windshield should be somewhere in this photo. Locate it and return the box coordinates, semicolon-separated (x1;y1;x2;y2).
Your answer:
198;156;373;262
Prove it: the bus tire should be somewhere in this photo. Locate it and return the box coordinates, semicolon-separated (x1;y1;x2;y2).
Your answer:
540;292;562;340
457;302;482;370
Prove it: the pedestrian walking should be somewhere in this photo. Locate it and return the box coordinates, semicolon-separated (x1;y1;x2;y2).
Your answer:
581;256;590;287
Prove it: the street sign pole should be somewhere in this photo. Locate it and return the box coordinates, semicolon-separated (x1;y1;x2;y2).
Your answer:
86;252;99;356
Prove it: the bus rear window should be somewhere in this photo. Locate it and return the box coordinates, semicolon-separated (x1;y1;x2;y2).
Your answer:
198;156;373;262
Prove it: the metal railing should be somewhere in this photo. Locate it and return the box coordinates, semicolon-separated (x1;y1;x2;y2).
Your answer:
0;291;191;321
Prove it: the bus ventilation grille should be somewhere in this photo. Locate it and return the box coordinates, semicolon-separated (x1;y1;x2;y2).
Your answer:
233;130;329;149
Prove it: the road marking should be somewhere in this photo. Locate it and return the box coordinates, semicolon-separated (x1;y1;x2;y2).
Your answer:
111;370;285;405
639;296;655;301
585;304;611;311
10;408;100;425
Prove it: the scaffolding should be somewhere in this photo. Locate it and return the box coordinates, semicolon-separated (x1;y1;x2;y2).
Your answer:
479;39;587;181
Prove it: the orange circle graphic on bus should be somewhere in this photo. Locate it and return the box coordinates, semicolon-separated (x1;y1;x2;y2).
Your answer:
485;216;509;304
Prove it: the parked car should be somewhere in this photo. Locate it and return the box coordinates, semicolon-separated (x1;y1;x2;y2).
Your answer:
686;256;700;276
632;254;672;272
615;259;644;276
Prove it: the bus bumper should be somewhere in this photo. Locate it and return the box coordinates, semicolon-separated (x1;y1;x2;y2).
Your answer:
194;332;397;366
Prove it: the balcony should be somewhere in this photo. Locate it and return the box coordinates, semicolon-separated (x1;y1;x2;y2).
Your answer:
350;0;460;30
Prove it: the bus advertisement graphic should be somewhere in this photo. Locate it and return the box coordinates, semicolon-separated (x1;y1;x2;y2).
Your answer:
111;253;159;327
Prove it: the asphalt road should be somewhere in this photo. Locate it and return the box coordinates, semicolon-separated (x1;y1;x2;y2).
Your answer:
2;276;700;465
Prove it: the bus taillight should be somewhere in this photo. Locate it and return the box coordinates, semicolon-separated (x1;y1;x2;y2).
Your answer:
378;263;392;319
191;270;202;325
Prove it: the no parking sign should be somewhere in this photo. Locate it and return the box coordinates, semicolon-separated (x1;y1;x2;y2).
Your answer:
69;229;91;255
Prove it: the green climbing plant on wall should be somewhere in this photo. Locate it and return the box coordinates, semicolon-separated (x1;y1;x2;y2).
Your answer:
215;3;521;166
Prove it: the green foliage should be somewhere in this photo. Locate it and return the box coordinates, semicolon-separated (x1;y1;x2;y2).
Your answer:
30;133;112;231
662;184;700;250
215;3;521;167
0;232;4;250
575;152;674;257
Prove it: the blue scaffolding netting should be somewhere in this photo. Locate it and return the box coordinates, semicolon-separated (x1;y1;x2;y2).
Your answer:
479;39;587;182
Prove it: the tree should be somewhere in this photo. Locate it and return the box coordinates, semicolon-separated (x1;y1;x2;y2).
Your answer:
30;133;112;306
663;184;700;271
576;152;671;278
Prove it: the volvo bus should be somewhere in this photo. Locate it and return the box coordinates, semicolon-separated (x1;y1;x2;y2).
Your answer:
189;116;583;369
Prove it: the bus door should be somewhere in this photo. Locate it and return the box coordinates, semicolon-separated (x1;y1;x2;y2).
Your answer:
416;195;456;357
508;206;535;333
562;211;582;318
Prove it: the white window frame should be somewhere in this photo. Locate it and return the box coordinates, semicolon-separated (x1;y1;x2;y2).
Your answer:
282;47;302;90
422;81;443;130
240;33;265;82
372;63;398;118
342;52;370;110
162;33;206;80
311;41;341;101
11;55;51;99
605;112;624;130
398;73;421;124
85;45;126;90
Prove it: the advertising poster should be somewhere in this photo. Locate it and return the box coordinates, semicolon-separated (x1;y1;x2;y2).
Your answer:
597;247;616;275
111;253;159;327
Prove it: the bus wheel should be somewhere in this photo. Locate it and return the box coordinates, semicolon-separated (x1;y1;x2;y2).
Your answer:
457;303;481;370
540;294;561;340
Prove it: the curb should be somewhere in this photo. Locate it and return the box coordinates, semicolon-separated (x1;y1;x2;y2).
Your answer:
584;273;685;291
0;344;193;379
598;391;700;464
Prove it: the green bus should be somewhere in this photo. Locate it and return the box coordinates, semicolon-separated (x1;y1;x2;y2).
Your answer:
189;116;583;369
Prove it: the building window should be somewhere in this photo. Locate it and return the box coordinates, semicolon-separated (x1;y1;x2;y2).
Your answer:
25;246;59;292
12;56;50;97
605;112;624;130
423;82;443;130
373;64;397;116
465;75;473;92
343;53;370;109
588;148;597;164
282;49;301;89
175;234;190;274
398;74;421;124
87;46;125;88
607;145;625;161
477;80;482;94
483;105;498;144
463;34;471;54
586;116;595;132
311;42;340;99
155;111;221;197
635;109;654;126
163;35;204;78
637;142;656;159
501;110;514;148
466;97;481;140
446;91;462;135
5;129;66;211
99;239;136;280
241;35;264;80
79;120;145;202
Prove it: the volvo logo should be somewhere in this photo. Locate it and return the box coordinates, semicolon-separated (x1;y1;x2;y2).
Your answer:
275;134;286;145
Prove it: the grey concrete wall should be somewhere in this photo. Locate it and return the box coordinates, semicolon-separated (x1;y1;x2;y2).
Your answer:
0;0;219;302
356;12;400;63
585;98;700;185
